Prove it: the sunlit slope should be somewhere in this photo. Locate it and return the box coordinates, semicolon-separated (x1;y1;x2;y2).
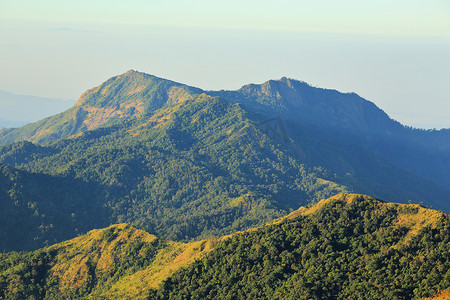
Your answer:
0;223;212;299
1;194;448;300
156;193;449;299
0;70;202;145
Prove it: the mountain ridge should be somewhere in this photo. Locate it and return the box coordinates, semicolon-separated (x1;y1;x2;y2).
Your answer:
156;193;449;299
0;70;203;145
212;76;399;133
1;70;448;146
0;70;448;253
1;193;448;299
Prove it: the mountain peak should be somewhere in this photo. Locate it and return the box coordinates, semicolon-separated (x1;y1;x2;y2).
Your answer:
278;76;296;87
234;77;308;109
76;70;202;108
0;71;204;144
118;69;148;79
221;75;396;134
70;71;204;130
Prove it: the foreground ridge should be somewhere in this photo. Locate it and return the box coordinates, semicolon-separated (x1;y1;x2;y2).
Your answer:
1;194;448;299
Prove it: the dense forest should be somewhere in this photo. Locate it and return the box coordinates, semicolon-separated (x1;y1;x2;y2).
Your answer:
155;194;450;299
0;163;107;251
212;77;450;191
0;94;348;251
0;194;448;299
0;223;207;299
0;70;448;253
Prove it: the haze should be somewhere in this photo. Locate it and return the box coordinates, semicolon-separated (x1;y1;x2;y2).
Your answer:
1;0;449;129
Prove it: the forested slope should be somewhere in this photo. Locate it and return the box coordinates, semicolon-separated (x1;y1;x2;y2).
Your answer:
1;194;448;300
156;194;449;299
0;93;349;251
0;223;212;299
213;77;450;190
0;70;202;145
0;70;448;253
0;163;107;252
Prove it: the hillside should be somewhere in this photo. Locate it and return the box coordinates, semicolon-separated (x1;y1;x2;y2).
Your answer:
1;194;448;299
0;92;350;251
0;223;213;299
0;70;448;253
212;77;398;133
0;70;202;145
156;194;449;299
1;72;448;195
213;77;450;190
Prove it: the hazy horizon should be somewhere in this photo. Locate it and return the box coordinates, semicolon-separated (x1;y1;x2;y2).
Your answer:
1;0;449;129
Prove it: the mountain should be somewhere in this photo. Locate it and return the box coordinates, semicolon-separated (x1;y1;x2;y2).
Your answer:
211;77;398;133
0;91;74;129
1;194;448;299
0;71;201;145
2;71;449;191
0;89;348;251
157;194;449;299
212;77;450;190
0;70;448;253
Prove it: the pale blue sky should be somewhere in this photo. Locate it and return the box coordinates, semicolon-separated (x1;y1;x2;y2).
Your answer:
1;0;449;128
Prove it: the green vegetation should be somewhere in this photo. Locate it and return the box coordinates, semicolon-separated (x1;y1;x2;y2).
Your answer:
0;223;210;299
0;194;448;299
0;163;107;252
0;70;202;145
213;77;450;192
156;194;449;299
0;91;349;251
0;70;448;253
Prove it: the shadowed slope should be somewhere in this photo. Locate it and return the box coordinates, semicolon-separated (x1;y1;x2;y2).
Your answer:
0;163;108;252
214;77;450;190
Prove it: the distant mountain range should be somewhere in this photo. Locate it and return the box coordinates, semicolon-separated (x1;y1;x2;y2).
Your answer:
0;90;75;129
1;194;448;299
0;70;448;253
